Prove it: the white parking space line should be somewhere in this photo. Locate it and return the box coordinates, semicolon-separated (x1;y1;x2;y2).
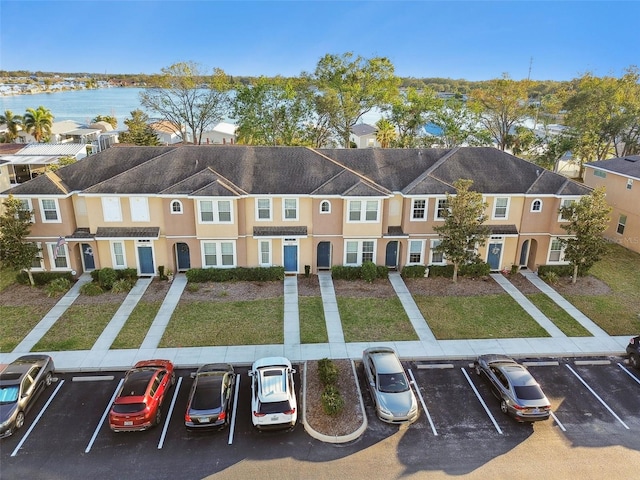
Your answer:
461;368;503;435
228;374;240;445
416;363;453;370
158;376;182;449
407;369;437;436
617;362;640;386
565;364;629;429
575;360;611;366
85;378;123;453
550;411;567;432
522;361;559;367
72;376;115;382
11;379;65;457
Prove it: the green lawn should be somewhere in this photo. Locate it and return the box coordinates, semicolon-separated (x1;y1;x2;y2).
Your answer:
299;297;328;343
413;294;550;339
526;293;592;337
562;243;640;335
110;301;162;349
0;267;19;292
0;305;52;352
33;304;120;351
159;298;284;347
338;297;418;342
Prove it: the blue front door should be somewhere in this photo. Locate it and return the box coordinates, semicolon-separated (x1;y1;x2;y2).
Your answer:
176;243;190;271
138;245;154;275
487;243;502;271
385;241;398;268
82;243;95;270
284;245;297;273
317;242;331;269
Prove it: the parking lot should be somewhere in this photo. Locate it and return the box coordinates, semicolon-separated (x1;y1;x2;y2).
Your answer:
2;357;639;479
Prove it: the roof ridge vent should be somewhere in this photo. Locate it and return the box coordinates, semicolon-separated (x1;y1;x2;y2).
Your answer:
624;156;638;162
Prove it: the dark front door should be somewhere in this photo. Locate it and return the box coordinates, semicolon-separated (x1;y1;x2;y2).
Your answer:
487;243;502;271
81;243;95;270
138;245;154;275
317;242;331;269
519;240;529;267
176;243;190;271
284;245;297;273
385;241;398;268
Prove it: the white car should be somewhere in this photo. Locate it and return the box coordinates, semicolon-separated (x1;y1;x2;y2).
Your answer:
248;357;297;430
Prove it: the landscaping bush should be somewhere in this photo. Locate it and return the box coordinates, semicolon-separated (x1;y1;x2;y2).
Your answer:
361;261;378;283
111;278;135;294
540;270;559;285
16;271;73;286
185;266;285;283
318;358;339;386
80;282;104;296
98;268;118;289
459;261;490;278
401;265;427;279
376;265;389;279
45;277;72;297
428;265;454;278
321;384;344;416
331;265;362;280
118;268;138;281
538;264;586;278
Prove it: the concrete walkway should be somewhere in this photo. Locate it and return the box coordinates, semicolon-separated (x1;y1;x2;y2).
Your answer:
139;274;188;350
388;272;437;342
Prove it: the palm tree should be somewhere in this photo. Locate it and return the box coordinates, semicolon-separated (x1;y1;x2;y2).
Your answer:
0;110;23;143
23;106;54;142
375;118;396;148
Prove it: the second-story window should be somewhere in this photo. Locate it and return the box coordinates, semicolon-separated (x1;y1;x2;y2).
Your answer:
199;200;232;223
171;200;183;214
531;199;542;212
411;199;427;221
102;197;122;222
493;197;509;219
257;198;271;220
617;214;627;234
435;198;448;220
559;199;575;221
40;198;61;223
348;200;379;222
320;200;331;214
283;198;298;220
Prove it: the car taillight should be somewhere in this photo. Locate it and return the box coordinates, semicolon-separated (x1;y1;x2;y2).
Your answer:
218;411;226;421
631;338;636;344
253;411;266;417
283;408;296;415
512;404;525;410
185;413;191;422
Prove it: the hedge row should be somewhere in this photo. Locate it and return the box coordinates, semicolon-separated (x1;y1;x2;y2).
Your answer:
538;264;586;277
185;266;285;283
330;262;388;282
402;261;491;279
16;271;74;286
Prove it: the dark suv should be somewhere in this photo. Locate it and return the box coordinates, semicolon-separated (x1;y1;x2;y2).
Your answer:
627;336;640;369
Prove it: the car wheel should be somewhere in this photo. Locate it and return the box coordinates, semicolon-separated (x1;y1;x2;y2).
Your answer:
500;400;509;415
45;372;53;387
155;409;162;426
475;364;481;376
629;353;640;369
15;411;25;430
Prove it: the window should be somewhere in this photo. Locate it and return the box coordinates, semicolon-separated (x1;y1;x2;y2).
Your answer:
199;200;232;223
347;200;379;222
408;240;424;264
435;198;448;220
493;197;509;219
49;242;69;269
112;241;126;268
559;199;575;221
256;198;271;220
102;197;122;222
283;198;298;220
627;179;633;190
617;214;627;235
31;242;43;270
40;198;60;223
320;200;331;214
430;240;445;265
531;199;542;212
18;198;35;222
259;240;271;266
130;197;150;222
170;200;183;214
593;169;607;178
345;240;375;265
411;199;427;221
202;241;236;268
548;238;565;262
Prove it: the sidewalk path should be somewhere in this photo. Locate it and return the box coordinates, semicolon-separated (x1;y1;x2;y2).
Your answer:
490;273;566;338
284;275;300;346
91;277;153;351
139;274;188;350
521;271;610;337
12;273;93;353
388;272;437;342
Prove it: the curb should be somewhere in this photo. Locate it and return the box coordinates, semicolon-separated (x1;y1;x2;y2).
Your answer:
302;360;368;444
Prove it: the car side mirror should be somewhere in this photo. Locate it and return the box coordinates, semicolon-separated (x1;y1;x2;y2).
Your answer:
248;371;254;377
291;369;296;374
369;381;375;387
190;372;196;379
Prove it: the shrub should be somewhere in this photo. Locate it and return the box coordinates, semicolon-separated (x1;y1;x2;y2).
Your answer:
321;385;344;416
361;261;377;283
16;271;73;286
45;277;72;297
428;265;454;278
376;265;388;279
186;283;200;293
538;264;585;278
80;282;104;296
111;278;135;293
118;268;138;281
459;261;490;278
98;268;118;289
318;358;339;386
401;265;426;279
185;266;284;283
331;265;362;280
540;271;559;285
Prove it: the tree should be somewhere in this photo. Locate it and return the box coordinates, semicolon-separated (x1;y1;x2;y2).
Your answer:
375;118;396;148
46;156;77;172
23;106;53;142
92;115;117;129
385;86;439;147
468;74;530;151
0;195;40;286
0;110;22;143
558;187;611;284
119;110;161;146
231;76;314;146
425;97;492;148
140;61;231;145
433;179;490;283
308;52;400;148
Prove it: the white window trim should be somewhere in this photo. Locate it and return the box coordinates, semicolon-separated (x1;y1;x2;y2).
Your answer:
18;198;35;223
319;200;331;214
346;199;380;223
558;198;577;222
30;241;44;271
256;198;272;221
197;199;234;224
434;197;448;221
170;199;183;214
492;197;510;220
47;242;70;270
110;241;127;269
130;196;150;222
530;198;543;213
547;237;568;264
429;239;446;265
201;240;237;268
258;239;272;267
617;214;627;235
407;239;425;265
40;198;61;223
627;178;633;190
410;198;428;222
343;239;376;266
102;197;123;222
282;197;299;221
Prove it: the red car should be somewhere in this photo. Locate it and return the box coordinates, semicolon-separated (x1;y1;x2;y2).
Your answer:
109;359;175;432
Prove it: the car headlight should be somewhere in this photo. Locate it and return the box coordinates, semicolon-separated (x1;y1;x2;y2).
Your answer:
408;398;418;414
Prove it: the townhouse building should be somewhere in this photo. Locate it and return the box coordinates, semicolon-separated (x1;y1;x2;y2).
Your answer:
1;145;592;278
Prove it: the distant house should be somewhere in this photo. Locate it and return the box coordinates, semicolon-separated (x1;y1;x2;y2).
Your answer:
201;122;237;145
583;155;640;254
350;123;379;148
150;121;184;145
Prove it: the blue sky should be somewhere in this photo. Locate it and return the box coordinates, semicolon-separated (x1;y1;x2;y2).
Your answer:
1;0;638;81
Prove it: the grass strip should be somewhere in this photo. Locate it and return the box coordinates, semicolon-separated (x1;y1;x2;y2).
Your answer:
110;301;162;349
299;296;328;344
0;305;52;352
526;293;592;337
338;297;418;342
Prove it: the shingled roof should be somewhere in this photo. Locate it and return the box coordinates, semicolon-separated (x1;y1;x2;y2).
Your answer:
586;156;640;180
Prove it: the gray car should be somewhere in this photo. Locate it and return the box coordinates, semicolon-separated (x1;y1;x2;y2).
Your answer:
362;347;419;424
474;354;551;422
0;355;56;438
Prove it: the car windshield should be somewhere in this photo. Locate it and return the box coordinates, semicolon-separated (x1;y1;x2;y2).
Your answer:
378;373;409;393
258;400;292;415
514;385;545;400
112;402;146;414
0;386;19;404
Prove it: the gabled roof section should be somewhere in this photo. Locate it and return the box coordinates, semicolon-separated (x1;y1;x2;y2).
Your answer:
159;167;247;197
5;173;68;196
586;156;640;180
342;180;389;197
351;123;377;136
